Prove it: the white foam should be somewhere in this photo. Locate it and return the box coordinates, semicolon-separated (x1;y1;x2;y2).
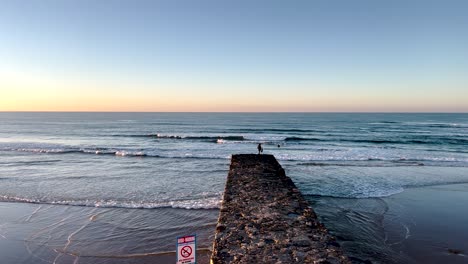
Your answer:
293;165;468;198
114;151;146;157
275;148;468;165
0;195;221;210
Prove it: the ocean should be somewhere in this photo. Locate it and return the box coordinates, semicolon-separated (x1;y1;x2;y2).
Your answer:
0;112;467;263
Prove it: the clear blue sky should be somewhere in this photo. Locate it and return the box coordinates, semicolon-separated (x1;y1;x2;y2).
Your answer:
1;0;467;112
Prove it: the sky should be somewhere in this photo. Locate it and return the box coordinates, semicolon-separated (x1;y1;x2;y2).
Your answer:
0;0;467;112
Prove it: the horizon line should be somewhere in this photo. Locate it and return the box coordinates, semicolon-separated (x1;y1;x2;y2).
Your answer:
1;111;467;114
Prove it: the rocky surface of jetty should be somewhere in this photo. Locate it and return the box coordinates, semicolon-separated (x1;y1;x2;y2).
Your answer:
211;154;350;263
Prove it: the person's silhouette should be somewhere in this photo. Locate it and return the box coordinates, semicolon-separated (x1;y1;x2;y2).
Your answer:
257;143;263;155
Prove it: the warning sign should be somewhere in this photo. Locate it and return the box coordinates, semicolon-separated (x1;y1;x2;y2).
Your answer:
176;235;196;264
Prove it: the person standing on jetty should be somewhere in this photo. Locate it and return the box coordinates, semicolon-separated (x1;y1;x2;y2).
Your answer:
257;143;263;155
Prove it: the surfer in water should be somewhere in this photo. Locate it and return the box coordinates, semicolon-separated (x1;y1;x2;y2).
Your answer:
257;143;263;155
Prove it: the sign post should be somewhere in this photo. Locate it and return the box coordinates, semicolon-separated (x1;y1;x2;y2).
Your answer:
176;235;196;264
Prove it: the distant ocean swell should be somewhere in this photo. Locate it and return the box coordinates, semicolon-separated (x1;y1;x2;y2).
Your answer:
113;134;245;142
285;136;467;145
110;133;468;146
297;160;425;167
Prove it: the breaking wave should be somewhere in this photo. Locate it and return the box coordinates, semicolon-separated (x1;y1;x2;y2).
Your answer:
113;134;245;142
0;195;221;210
1;147;150;157
1;143;466;166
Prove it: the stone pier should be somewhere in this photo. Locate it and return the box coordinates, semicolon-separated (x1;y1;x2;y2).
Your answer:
211;154;350;263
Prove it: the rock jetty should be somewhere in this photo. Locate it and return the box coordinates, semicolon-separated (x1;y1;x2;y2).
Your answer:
211;154;350;263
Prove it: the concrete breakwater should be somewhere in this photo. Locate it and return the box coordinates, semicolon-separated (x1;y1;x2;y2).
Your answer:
211;154;350;263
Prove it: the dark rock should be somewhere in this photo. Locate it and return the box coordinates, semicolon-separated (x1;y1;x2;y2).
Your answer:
448;248;463;255
216;225;226;232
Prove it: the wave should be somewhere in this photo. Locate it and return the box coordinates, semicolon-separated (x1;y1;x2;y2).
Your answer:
0;160;62;166
285;137;321;141
302;179;468;199
403;122;468;128
301;136;468;146
303;188;404;199
2;146;466;165
111;132;467;146
115;151;147;157
0;195;221;210
280;155;468;165
370;121;400;124
427;124;467;128
298;160;425;167
224;128;322;133
112;134;182;139
114;134;245;142
2;147;150;157
186;136;245;141
1;146;232;160
282;136;468;145
297;170;468;199
284;137;405;144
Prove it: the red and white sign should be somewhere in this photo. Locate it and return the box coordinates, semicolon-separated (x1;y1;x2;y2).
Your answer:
176;235;196;264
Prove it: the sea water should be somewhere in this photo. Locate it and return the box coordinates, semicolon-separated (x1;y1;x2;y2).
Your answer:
0;112;467;263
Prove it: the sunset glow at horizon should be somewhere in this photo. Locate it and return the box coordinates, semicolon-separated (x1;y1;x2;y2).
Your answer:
1;0;467;112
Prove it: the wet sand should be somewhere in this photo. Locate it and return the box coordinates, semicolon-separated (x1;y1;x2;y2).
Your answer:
309;183;468;264
2;183;468;264
0;203;218;263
